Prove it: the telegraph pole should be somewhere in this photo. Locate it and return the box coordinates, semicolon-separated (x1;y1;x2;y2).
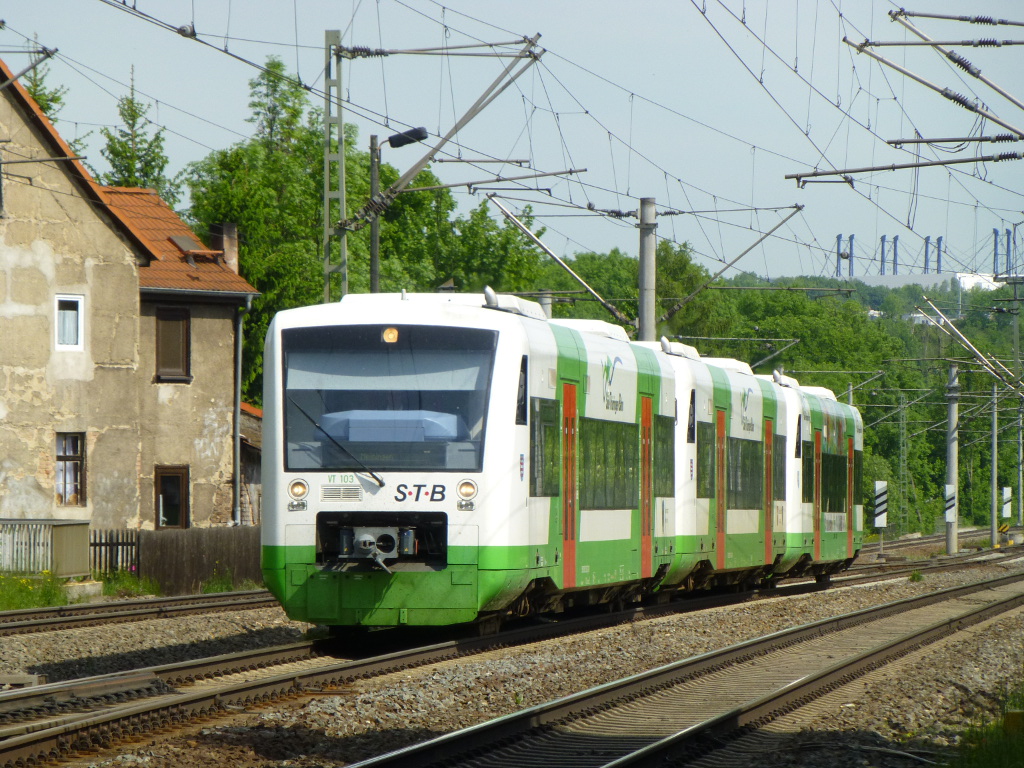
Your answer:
369;134;380;293
946;364;959;555
638;197;657;341
322;30;345;302
991;384;999;547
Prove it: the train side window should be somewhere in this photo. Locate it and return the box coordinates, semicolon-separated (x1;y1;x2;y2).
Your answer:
686;390;696;444
727;437;763;509
516;356;528;425
579;417;639;509
802;441;814;503
695;421;716;498
653;414;675;496
530;397;560;496
794;416;802;457
773;434;787;500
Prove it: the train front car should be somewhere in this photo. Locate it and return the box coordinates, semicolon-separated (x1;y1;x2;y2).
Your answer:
261;292;541;628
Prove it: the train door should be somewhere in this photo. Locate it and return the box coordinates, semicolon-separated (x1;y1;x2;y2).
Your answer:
562;383;578;589
846;436;855;557
640;396;653;578
715;408;727;570
813;430;823;560
763;421;774;565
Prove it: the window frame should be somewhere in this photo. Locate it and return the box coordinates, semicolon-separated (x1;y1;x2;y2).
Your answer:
530;397;561;497
155;306;192;383
55;294;84;350
155;465;190;529
55;432;86;506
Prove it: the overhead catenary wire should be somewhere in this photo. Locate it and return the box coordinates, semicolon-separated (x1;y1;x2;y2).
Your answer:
32;0;1013;282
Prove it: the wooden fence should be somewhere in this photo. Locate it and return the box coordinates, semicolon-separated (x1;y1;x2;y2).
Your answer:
89;526;262;595
90;529;139;574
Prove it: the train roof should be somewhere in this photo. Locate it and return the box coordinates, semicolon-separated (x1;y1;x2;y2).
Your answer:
549;318;631;341
699;357;754;376
339;290;550;320
800;385;839;401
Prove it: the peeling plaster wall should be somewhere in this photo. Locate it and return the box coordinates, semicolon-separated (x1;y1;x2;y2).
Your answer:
0;90;142;526
137;303;238;528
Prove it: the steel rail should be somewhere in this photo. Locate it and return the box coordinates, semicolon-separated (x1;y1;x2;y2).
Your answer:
0;590;278;636
613;581;1024;766
4;564;1021;766
343;571;1024;767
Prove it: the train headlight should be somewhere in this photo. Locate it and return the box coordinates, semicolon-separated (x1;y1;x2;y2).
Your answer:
457;480;478;500
382;327;399;343
288;479;309;500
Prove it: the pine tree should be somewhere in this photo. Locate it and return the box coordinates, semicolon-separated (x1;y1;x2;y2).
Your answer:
98;71;181;206
23;49;67;122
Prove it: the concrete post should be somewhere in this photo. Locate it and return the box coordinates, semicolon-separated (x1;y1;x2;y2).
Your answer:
946;364;959;555
992;384;999;548
638;197;657;341
370;134;380;293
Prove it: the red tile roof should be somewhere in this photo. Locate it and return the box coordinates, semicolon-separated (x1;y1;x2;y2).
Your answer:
0;58;257;301
104;187;257;296
240;402;263;419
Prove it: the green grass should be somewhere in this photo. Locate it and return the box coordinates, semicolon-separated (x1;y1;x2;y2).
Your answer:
908;570;924;582
0;572;69;610
199;563;262;594
100;569;162;598
947;679;1024;766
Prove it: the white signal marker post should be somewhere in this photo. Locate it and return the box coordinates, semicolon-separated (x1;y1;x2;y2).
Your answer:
945;484;957;555
874;481;888;557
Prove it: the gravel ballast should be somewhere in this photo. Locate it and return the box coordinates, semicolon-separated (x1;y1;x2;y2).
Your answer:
7;559;1024;768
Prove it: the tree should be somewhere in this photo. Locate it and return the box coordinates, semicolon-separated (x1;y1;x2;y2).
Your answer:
23;46;67;121
187;58;468;401
98;71;180;206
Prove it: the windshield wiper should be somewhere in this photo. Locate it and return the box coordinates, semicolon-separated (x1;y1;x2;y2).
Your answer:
286;395;385;487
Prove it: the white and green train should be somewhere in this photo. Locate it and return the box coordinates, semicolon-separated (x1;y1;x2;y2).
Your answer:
261;291;864;629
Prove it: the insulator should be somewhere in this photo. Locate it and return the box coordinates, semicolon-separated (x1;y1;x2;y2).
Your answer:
994;152;1022;162
946;52;980;76
346;46;387;58
993;134;1016;143
970;16;995;25
975;38;1001;47
942;88;974;110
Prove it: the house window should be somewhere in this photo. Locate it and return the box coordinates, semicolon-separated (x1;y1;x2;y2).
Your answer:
56;433;85;505
156;307;191;381
55;295;84;349
155;466;189;529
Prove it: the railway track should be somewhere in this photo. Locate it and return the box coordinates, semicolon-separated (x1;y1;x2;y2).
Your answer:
346;570;1024;768
860;525;1020;557
3;531;1016;641
4;552;1021;767
0;590;279;637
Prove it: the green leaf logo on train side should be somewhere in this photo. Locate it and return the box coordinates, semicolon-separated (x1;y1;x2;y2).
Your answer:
602;355;625;413
740;386;756;434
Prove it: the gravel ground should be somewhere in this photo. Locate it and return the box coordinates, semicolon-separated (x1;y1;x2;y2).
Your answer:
8;558;1024;768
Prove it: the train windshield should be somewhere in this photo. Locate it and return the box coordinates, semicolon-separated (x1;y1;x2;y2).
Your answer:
281;324;497;472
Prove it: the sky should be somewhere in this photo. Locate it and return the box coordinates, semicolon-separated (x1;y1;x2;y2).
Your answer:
3;0;1023;283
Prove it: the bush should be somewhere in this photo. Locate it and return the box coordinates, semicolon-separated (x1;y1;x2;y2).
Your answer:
0;571;68;610
101;569;161;598
948;674;1024;766
200;566;235;594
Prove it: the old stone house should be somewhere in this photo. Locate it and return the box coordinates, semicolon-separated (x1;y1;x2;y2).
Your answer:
0;58;259;530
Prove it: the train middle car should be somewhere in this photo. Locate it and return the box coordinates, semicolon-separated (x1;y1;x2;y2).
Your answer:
261;291;864;629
